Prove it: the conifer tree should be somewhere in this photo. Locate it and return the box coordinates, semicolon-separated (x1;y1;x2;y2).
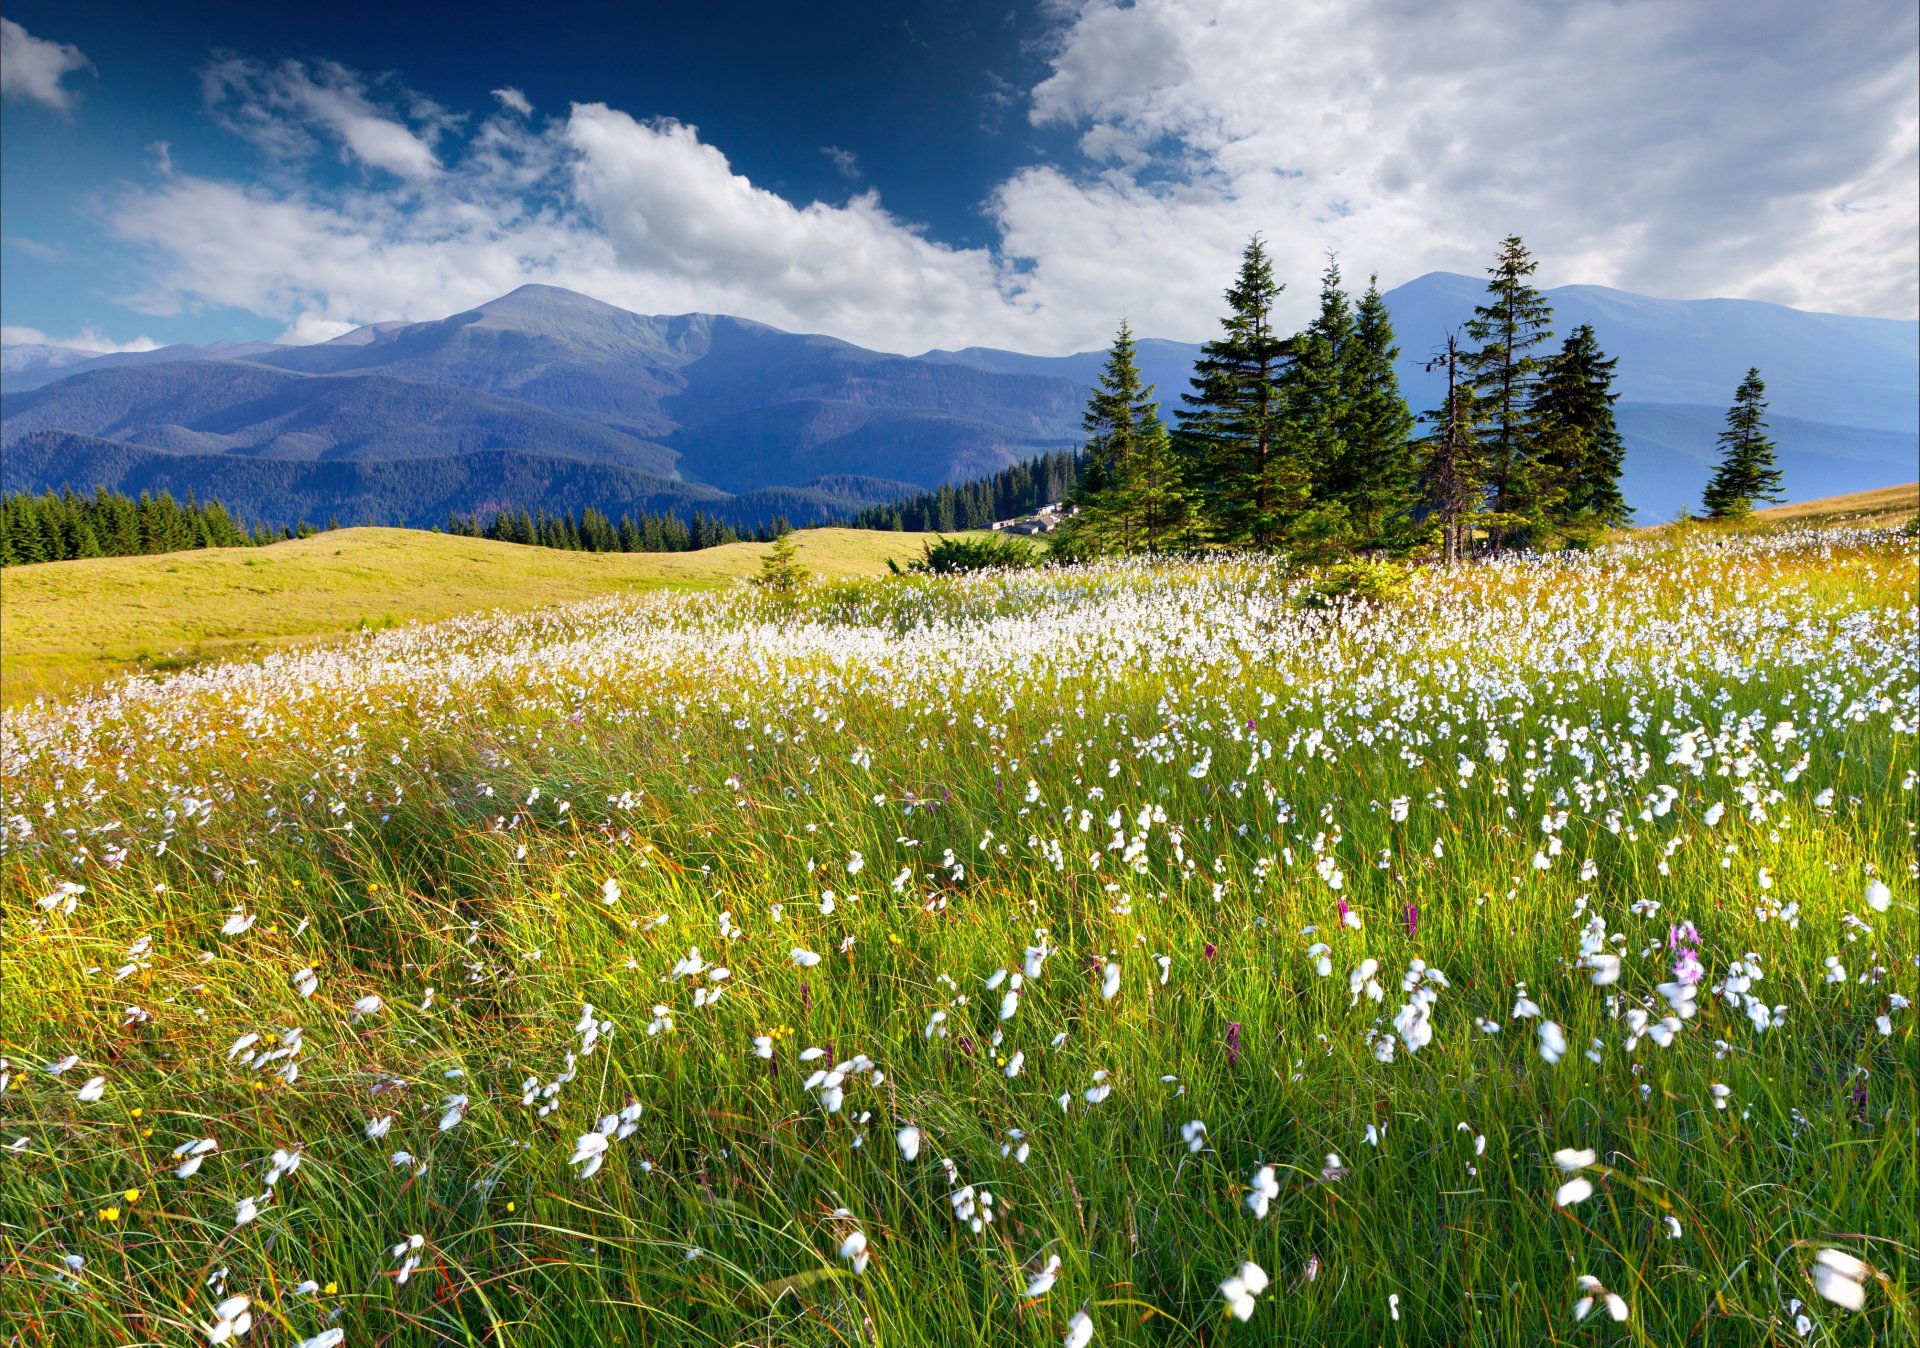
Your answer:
1701;367;1785;518
1530;324;1631;529
1464;236;1556;546
1420;332;1487;567
1060;322;1194;554
1182;236;1300;547
1280;256;1355;508
1330;275;1420;548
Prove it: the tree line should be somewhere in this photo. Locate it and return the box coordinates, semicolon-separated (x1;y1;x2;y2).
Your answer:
441;506;790;553
847;450;1084;533
1052;235;1784;562
0;487;295;567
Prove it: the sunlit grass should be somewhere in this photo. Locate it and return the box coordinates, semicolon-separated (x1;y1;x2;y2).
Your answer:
2;524;1915;1346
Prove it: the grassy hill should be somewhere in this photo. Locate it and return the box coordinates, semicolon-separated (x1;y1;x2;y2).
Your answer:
1752;481;1918;527
0;526;946;705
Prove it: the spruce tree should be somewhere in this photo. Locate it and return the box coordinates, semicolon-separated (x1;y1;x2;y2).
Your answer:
1531;324;1631;529
1331;275;1420;549
1280;256;1355;513
1701;367;1785;518
1060;322;1194;554
1420;332;1487;567
1182;236;1300;547
1464;235;1556;546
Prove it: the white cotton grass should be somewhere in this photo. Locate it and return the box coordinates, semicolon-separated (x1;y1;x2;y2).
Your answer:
1064;1307;1094;1348
1810;1248;1871;1310
1573;1274;1629;1322
1553;1147;1599;1207
1218;1260;1270;1321
1023;1253;1062;1298
1246;1164;1280;1219
203;1293;252;1343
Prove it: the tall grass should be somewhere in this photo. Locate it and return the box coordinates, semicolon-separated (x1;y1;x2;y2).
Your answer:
2;525;1914;1346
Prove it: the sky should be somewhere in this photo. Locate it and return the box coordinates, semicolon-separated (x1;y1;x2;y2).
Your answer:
2;0;1915;357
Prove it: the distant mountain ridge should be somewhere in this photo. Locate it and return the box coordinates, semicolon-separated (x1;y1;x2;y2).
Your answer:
5;277;1914;526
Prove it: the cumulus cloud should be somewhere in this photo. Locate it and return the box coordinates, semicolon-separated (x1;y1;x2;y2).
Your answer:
203;56;444;180
1;324;159;353
93;4;1916;356
492;86;532;117
1;18;93;110
1004;0;1919;332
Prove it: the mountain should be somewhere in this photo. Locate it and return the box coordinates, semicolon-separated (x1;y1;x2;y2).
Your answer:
1;340;290;393
4;277;1913;527
1379;273;1918;433
0;430;903;530
0;360;679;473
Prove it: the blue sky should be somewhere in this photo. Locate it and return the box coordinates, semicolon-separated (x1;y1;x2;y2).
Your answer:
3;1;1915;356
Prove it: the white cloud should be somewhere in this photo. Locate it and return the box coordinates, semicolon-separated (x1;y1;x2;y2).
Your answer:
91;5;1917;357
1;18;92;110
1005;0;1919;333
492;86;532;117
565;106;1013;348
204;57;443;180
1;324;159;353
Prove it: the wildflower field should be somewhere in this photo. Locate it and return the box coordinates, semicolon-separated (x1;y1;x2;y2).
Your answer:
2;523;1915;1347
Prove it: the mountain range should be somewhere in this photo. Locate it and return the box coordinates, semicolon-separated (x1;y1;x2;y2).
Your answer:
4;276;1914;526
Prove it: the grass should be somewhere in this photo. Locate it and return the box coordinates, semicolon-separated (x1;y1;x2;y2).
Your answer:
1;518;1913;1346
0;527;954;706
1752;483;1919;529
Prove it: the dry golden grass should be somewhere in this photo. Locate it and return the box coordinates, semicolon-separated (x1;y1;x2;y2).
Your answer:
1752;482;1918;526
0;527;949;705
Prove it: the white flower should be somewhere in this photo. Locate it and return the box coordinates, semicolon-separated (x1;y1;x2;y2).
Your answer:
570;1131;610;1179
601;877;621;905
837;1230;870;1274
1573;1274;1628;1322
1181;1119;1208;1153
1810;1248;1868;1311
1865;880;1891;912
1538;1020;1568;1063
1064;1308;1094;1348
295;1331;345;1348
1024;1253;1062;1298
791;948;822;968
1553;1148;1596;1172
1219;1260;1270;1321
1101;962;1121;1001
1585;953;1621;986
1555;1177;1594;1207
205;1293;253;1343
352;994;384;1020
1246;1164;1279;1219
76;1076;106;1103
291;968;318;998
897;1127;921;1162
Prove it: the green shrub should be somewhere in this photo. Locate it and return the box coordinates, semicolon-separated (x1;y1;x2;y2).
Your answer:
899;532;1041;574
1303;557;1411;606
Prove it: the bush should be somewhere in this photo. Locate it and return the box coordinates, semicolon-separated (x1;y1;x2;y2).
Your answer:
1302;557;1411;607
896;533;1041;574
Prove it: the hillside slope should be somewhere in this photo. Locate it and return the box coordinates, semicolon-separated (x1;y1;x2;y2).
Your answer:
0;526;947;704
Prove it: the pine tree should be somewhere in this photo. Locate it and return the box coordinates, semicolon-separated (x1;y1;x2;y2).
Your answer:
1059;321;1194;554
1182;236;1301;547
1281;256;1355;503
1420;332;1487;567
1330;275;1420;549
1464;235;1556;547
1530;324;1631;530
755;530;807;597
1701;367;1785;518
